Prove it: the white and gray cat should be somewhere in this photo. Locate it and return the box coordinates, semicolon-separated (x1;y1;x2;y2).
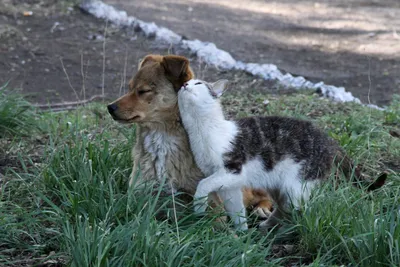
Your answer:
178;79;386;231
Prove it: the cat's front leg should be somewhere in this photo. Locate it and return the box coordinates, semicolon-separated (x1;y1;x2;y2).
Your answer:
194;171;245;215
193;182;211;214
219;188;248;231
193;196;208;214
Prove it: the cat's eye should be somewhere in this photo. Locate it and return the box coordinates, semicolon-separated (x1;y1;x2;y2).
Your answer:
195;82;202;85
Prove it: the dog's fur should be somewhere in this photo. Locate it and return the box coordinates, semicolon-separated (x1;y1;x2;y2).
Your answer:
107;54;273;217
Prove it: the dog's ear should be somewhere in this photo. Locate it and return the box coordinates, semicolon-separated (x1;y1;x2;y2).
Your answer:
161;55;194;91
138;55;162;69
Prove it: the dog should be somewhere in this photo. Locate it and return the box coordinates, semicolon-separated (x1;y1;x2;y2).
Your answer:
107;54;273;219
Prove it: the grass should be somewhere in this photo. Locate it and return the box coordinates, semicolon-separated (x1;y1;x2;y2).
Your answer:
0;87;399;266
0;84;38;137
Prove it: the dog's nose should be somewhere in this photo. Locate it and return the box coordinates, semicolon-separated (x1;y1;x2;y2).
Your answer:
183;83;188;87
107;103;118;114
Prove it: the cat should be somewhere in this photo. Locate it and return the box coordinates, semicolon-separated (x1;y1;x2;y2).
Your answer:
177;79;387;231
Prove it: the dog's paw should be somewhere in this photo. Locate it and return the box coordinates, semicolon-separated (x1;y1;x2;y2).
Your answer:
253;206;272;219
258;218;278;231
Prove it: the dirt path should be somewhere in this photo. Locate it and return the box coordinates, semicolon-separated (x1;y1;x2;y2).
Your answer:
0;0;285;105
0;1;161;104
106;0;400;106
1;0;399;106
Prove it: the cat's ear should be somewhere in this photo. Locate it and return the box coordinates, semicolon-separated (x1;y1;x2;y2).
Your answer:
211;79;229;98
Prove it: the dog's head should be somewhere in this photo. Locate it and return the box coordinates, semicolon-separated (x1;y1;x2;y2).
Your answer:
107;54;193;124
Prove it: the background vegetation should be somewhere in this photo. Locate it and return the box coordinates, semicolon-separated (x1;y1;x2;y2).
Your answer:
0;86;399;266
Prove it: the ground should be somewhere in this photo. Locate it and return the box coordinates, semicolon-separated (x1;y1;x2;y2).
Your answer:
0;0;399;106
0;0;280;106
104;0;400;106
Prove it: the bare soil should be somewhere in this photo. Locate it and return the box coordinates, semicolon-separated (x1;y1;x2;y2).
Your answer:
0;1;166;104
107;0;400;106
0;0;286;106
0;0;398;107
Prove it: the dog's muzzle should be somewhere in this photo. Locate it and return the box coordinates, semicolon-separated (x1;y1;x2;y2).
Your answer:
107;103;118;115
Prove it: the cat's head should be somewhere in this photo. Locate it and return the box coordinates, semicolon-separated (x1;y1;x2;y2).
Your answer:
178;79;229;106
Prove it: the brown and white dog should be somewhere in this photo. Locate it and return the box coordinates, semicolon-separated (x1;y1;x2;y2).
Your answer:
107;54;273;218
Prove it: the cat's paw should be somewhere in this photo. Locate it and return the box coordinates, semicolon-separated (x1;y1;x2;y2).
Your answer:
235;222;249;232
193;197;208;215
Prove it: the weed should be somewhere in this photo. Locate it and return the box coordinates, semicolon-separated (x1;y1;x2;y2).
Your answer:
0;84;38;137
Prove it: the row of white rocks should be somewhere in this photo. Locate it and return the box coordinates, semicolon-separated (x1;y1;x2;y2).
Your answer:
80;0;381;109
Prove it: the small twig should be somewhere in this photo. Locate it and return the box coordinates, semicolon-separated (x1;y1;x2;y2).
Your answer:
122;45;128;95
36;106;80;113
102;20;108;98
80;51;86;101
367;56;372;106
85;59;90;93
34;94;106;110
60;57;80;101
118;45;128;97
367;56;372;153
168;42;173;55
198;56;207;80
119;72;124;97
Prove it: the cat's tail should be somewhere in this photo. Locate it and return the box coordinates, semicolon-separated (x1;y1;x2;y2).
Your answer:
334;149;387;191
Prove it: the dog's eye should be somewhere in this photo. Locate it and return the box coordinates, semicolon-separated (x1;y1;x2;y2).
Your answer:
138;90;152;95
194;82;202;85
